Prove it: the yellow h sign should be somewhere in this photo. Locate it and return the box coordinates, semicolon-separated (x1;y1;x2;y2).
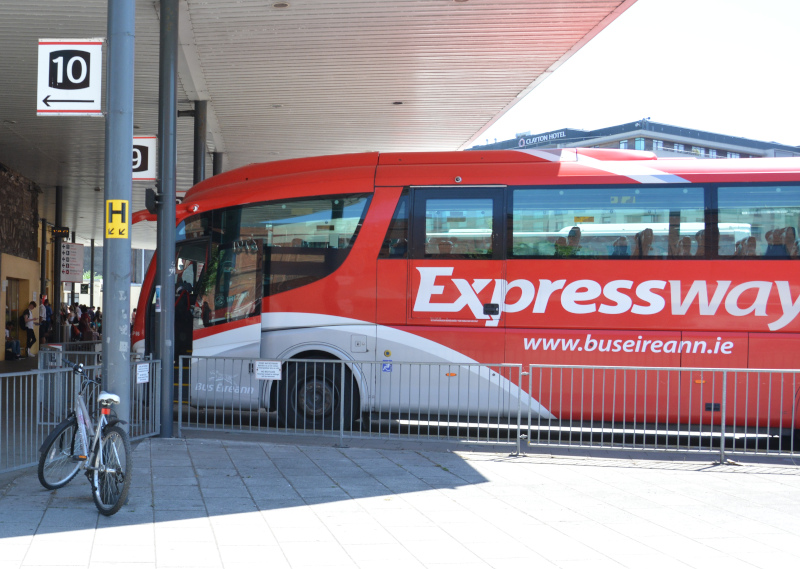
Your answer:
105;199;129;238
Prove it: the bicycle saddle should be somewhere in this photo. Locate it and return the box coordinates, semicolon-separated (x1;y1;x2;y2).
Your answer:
97;392;121;405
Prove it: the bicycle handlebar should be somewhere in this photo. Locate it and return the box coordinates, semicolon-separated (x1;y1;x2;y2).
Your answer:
61;357;100;384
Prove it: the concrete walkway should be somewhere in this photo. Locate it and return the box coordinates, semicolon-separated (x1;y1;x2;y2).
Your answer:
1;436;799;569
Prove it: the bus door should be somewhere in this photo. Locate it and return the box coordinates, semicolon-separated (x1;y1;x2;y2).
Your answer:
175;238;264;407
391;187;506;414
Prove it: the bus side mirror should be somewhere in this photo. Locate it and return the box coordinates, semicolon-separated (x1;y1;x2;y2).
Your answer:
145;187;160;214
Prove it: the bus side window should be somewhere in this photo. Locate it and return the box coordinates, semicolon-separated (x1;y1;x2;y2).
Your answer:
511;186;705;259
415;194;496;259
718;185;800;258
379;192;409;259
244;194;372;296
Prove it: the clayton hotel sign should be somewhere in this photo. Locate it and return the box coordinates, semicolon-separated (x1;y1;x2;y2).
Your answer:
517;130;568;148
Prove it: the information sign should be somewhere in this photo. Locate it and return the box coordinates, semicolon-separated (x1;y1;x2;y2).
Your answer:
254;361;282;381
136;363;150;384
133;136;157;180
105;199;129;238
60;242;84;283
37;39;104;117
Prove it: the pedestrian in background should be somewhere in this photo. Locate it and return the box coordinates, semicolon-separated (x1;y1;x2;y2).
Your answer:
24;301;37;356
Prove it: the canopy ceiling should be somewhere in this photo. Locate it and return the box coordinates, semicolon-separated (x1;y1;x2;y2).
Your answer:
0;0;636;248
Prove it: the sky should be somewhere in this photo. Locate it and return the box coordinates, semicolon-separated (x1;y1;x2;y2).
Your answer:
478;0;800;147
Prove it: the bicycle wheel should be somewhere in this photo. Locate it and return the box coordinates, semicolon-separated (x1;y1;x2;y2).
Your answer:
38;418;82;490
91;424;132;516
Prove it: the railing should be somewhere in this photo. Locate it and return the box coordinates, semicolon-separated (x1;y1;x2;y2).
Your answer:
177;356;799;459
39;346;102;369
0;359;161;474
44;336;102;353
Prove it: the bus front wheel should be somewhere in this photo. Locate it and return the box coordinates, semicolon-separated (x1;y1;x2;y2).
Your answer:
278;361;354;431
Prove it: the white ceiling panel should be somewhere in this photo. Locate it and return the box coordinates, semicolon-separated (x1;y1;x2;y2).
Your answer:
0;0;636;249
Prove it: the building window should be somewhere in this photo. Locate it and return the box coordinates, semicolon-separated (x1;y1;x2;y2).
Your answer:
635;137;645;151
727;152;740;159
653;140;663;151
674;143;684;153
692;146;705;157
709;149;717;159
619;140;628;149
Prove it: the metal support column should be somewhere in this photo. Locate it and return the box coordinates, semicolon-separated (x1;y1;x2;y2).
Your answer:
89;239;95;310
40;218;47;302
158;0;179;437
212;151;223;176
193;99;207;185
53;186;62;342
71;232;76;306
102;0;135;429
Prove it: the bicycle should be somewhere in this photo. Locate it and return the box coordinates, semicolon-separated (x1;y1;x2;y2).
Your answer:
37;358;132;516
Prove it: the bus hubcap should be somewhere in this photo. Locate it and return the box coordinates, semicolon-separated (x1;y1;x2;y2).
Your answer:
298;379;335;418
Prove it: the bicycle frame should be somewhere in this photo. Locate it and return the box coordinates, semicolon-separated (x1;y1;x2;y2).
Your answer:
37;359;132;515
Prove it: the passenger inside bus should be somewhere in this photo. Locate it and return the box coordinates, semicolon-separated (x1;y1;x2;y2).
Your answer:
437;240;454;254
764;227;799;258
632;228;654;258
694;230;705;257
734;236;757;257
610;236;629;257
554;226;582;257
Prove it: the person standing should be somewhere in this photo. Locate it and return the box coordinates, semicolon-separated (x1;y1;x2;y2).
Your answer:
39;298;52;344
24;301;37;356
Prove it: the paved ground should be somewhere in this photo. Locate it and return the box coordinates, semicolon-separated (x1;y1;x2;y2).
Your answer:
0;434;799;569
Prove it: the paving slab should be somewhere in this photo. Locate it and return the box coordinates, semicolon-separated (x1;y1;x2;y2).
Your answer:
0;435;798;569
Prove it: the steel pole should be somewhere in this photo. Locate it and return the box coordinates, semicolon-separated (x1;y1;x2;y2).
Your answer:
102;0;135;429
157;0;179;437
89;239;95;310
53;186;62;342
71;232;76;306
40;218;47;304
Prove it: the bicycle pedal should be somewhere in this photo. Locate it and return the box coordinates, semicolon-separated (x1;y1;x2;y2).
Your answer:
71;455;87;461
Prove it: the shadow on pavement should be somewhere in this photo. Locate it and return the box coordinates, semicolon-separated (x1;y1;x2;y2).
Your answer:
0;435;492;539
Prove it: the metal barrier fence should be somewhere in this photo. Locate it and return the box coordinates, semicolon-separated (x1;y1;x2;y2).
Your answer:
39;347;102;369
177;356;799;459
0;359;161;474
43;338;102;353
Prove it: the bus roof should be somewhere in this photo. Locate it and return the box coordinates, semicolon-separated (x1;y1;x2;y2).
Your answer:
132;149;800;225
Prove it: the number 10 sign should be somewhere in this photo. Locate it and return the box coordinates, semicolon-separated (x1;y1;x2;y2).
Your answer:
37;38;104;117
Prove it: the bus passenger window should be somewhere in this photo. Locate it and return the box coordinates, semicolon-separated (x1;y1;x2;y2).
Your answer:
511;186;705;259
422;198;493;258
230;194;372;296
718;185;800;258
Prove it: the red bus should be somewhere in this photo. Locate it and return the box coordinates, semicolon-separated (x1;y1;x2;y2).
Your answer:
132;148;800;435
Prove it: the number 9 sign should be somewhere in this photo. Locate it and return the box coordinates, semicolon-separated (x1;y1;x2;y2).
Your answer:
37;38;103;116
132;136;157;181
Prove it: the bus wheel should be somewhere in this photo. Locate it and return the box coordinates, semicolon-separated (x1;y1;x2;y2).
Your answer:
279;361;353;431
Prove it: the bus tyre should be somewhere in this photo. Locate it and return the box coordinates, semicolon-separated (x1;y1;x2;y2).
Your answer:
279;361;354;431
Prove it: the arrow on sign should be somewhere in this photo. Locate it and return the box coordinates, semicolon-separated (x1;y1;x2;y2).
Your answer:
42;95;95;107
107;228;115;235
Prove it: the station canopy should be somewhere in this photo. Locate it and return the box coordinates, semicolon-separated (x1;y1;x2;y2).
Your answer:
0;0;636;249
